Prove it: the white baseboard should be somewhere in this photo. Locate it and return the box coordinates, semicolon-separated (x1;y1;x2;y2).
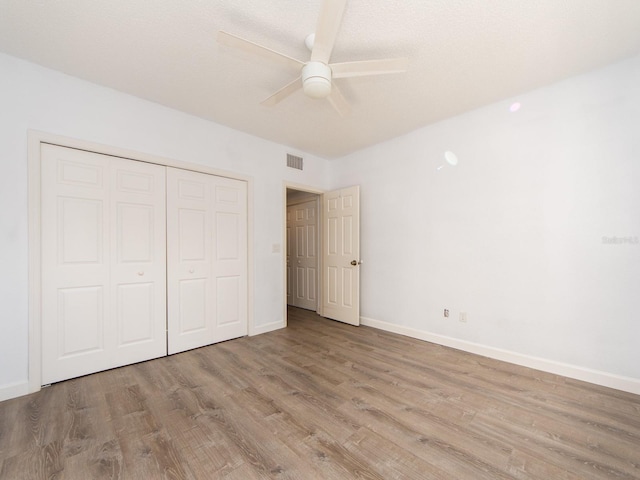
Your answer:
360;316;640;396
0;381;30;402
250;320;285;336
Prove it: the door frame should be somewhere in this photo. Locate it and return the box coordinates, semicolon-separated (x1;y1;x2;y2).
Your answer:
282;182;325;326
27;130;254;394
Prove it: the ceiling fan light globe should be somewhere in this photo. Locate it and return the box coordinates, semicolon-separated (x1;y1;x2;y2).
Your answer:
302;62;332;99
303;77;332;98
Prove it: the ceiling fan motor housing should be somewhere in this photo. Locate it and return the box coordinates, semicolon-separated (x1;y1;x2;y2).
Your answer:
302;61;332;99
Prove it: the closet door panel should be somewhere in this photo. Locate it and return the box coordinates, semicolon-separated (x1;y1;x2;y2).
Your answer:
41;146;167;384
110;158;167;362
167;170;248;353
211;177;247;342
42;145;111;384
166;168;214;354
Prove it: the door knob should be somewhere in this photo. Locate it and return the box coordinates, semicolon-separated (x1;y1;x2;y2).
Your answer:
350;260;358;266
137;271;144;276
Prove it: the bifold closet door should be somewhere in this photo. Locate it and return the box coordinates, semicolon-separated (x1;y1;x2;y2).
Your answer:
41;144;167;384
166;167;247;354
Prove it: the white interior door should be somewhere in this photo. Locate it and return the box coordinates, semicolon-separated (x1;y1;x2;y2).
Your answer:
322;186;360;326
167;168;213;354
211;175;248;342
41;144;167;384
167;168;247;354
291;199;319;311
286;208;294;305
110;157;168;364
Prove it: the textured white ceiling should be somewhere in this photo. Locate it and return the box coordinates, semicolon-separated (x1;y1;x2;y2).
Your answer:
1;1;640;158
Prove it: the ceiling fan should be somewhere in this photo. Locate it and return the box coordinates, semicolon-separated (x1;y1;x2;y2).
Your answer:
217;0;408;116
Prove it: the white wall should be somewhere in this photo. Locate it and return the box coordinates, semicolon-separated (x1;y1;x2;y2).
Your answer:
332;55;640;388
0;53;330;399
3;50;639;400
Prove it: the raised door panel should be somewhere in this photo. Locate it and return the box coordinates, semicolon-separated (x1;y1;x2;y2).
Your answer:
57;286;104;357
295;224;305;258
58;198;104;265
294;219;307;305
117;283;154;345
216;212;240;260
300;206;318;309
326;266;338;306
306;220;317;305
216;276;240;325
178;279;207;333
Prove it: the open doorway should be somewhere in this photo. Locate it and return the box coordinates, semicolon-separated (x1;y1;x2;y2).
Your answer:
286;188;321;313
283;183;360;328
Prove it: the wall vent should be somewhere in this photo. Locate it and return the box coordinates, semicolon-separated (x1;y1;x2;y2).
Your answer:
287;153;303;170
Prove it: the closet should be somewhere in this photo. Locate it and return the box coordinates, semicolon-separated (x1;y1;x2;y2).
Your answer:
40;144;247;384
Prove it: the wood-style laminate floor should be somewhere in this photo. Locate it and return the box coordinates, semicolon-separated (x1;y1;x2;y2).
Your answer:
1;307;639;479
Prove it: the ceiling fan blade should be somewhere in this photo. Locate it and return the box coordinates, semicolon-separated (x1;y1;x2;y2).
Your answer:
261;76;302;106
327;82;351;117
218;31;304;71
330;58;409;78
311;0;347;64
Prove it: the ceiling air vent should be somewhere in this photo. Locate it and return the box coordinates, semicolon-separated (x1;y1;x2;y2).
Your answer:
287;153;303;170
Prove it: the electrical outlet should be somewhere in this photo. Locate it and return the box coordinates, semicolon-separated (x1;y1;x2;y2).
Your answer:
459;312;467;323
444;309;449;318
